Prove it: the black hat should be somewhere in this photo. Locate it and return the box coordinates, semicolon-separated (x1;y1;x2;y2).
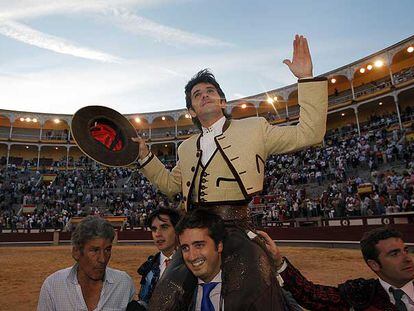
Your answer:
71;106;139;167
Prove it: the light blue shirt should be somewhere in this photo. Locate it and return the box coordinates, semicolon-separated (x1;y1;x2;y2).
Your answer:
37;264;135;311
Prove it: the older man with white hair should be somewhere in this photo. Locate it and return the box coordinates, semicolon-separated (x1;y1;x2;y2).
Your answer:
37;216;135;311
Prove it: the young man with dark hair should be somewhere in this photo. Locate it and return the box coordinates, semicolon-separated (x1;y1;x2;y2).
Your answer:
134;35;327;310
136;208;181;309
258;227;414;310
37;216;135;311
360;227;404;263
183;69;230;130
175;210;301;311
176;209;227;310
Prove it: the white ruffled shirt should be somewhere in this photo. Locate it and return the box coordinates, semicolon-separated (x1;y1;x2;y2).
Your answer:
200;116;226;166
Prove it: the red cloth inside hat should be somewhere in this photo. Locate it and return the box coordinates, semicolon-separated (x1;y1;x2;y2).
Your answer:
90;123;123;151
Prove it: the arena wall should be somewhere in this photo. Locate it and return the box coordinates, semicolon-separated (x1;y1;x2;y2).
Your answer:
2;223;413;246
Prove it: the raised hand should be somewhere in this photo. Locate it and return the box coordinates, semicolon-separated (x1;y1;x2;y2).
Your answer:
283;34;313;79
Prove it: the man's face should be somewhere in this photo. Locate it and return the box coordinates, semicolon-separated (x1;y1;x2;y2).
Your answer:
179;227;222;283
368;237;414;287
150;214;177;256
73;238;112;282
189;82;226;121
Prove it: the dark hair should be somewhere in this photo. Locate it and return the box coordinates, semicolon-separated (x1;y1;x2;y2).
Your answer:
184;69;230;129
71;215;114;250
175;209;226;246
360;227;403;263
147;207;182;228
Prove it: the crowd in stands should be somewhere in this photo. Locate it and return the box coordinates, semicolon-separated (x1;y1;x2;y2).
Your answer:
0;160;178;233
177;128;200;136
258;108;414;223
1;107;414;232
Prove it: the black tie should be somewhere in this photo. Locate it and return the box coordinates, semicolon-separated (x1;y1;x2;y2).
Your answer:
390;288;407;311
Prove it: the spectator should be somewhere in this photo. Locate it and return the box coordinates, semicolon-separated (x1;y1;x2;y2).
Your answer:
258;227;414;310
37;216;135;310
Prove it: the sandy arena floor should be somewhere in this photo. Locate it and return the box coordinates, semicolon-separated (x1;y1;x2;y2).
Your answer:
0;244;381;310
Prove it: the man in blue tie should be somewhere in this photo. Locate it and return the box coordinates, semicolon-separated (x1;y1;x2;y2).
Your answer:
175;209;226;311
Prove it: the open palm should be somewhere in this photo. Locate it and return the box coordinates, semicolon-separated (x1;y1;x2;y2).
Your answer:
283;34;313;79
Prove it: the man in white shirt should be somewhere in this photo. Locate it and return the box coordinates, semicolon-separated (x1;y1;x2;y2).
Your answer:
37;216;135;311
136;207;181;309
175;209;226;311
258;227;414;310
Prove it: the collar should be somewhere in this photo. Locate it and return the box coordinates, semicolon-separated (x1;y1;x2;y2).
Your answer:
379;278;414;301
198;270;222;285
160;251;174;265
195;118;231;151
202;116;226;136
67;264;114;285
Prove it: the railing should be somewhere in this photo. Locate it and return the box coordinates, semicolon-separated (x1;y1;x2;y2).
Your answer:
262;212;414;228
394;66;414;85
354;80;392;98
1;214;413;245
10;132;40;141
0;127;10;139
328;92;353;106
40;130;69;141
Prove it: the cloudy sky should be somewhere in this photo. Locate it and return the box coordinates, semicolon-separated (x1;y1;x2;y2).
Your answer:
0;0;412;114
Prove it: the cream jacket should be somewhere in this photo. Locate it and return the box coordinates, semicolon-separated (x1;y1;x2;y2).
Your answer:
140;78;328;210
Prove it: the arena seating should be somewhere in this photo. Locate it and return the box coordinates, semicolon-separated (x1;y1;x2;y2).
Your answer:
0;108;413;232
1;36;414;232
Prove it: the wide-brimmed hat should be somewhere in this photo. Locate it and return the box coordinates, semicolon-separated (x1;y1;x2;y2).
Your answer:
71;105;139;167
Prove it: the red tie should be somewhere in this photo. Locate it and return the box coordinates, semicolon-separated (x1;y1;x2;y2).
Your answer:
165;258;171;267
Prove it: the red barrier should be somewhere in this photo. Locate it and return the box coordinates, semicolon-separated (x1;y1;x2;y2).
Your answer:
118;230;152;241
1;224;413;245
263;224;414;243
0;232;53;243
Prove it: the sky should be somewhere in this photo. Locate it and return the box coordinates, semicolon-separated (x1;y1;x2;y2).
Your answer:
0;0;413;115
